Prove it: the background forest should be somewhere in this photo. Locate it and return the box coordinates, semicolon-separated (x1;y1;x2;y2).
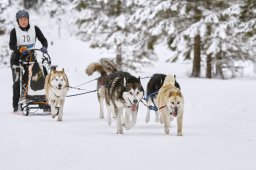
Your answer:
1;0;256;78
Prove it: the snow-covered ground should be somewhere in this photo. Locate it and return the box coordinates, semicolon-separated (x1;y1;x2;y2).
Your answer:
1;16;256;170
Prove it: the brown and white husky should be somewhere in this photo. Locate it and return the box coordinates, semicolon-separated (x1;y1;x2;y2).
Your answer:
156;74;184;136
45;68;69;121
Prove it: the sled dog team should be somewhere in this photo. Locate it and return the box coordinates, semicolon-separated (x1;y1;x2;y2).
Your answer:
44;58;184;135
85;58;184;135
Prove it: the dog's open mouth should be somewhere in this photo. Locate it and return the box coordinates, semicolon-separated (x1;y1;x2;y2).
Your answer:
56;87;62;90
131;104;138;112
171;112;177;117
127;99;138;112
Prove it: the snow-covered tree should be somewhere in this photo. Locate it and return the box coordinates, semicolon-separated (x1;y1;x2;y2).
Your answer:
164;1;253;79
238;0;256;73
0;0;13;66
73;0;160;71
165;1;231;78
23;0;39;9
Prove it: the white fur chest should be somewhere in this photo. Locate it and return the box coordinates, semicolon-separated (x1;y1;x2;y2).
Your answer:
48;87;68;100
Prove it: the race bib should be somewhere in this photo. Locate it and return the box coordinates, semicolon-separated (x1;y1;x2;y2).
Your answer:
15;25;36;50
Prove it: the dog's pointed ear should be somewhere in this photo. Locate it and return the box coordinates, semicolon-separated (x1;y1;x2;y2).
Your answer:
51;66;56;72
138;76;140;82
123;77;126;86
174;75;176;80
62;68;65;73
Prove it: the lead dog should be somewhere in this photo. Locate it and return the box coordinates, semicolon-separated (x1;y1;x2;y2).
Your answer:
85;58;118;118
156;74;184;136
44;68;69;121
105;71;144;134
145;73;180;123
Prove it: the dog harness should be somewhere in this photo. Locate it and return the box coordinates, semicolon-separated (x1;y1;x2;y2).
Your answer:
142;91;168;111
143;91;159;111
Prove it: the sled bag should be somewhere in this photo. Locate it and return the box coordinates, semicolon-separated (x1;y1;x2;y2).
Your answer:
30;61;45;91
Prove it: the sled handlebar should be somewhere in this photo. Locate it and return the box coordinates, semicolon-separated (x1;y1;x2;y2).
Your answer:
27;48;52;65
30;48;51;60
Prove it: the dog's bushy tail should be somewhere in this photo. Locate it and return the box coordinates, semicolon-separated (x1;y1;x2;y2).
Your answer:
163;74;176;86
85;62;105;76
99;58;118;75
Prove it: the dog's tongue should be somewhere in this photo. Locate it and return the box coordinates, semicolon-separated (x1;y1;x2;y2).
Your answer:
172;112;177;117
131;104;137;112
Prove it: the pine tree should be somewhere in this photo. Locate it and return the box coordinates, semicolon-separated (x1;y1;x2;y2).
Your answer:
239;0;256;74
0;1;11;66
240;0;256;21
73;0;158;71
166;1;249;79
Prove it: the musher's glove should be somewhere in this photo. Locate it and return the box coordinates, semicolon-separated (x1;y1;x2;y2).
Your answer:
21;51;29;56
19;46;28;56
19;46;27;53
40;47;48;54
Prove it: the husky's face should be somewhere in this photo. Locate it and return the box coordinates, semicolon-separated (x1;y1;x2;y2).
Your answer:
122;78;144;111
166;90;183;117
50;70;68;90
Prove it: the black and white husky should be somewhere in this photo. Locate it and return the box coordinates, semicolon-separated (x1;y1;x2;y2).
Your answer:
145;74;180;123
105;71;144;134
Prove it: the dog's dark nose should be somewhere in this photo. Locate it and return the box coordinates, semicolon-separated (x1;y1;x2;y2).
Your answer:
58;84;62;89
133;99;138;104
174;107;178;113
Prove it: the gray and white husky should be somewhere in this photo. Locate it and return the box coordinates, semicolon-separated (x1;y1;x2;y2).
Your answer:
105;71;144;134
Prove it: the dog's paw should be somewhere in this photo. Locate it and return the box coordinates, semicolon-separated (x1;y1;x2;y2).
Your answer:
51;113;56;118
124;124;131;130
165;129;170;135
177;131;183;136
145;116;150;123
57;117;62;121
116;129;124;134
99;114;104;119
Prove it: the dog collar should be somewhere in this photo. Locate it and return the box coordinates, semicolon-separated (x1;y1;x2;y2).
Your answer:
158;105;166;110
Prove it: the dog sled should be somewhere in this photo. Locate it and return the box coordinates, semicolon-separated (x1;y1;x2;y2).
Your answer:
16;49;52;116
